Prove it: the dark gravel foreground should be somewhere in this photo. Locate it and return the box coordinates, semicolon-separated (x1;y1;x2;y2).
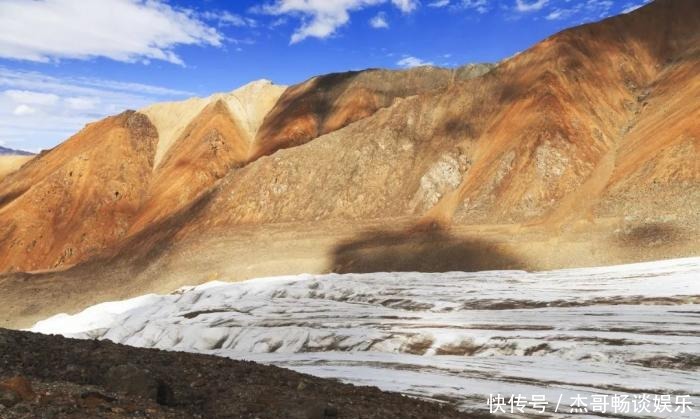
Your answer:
0;328;480;418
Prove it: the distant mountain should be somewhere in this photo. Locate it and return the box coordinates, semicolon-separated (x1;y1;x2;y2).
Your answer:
0;0;696;294
0;146;33;156
0;65;492;273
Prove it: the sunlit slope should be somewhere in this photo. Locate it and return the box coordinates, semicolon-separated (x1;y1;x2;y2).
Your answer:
0;0;697;276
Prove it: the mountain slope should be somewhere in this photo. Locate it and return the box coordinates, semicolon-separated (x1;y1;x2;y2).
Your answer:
141;79;286;169
0;0;698;328
180;0;698;229
0;111;158;271
0;147;34;181
0;156;32;182
0;67;486;273
250;64;492;160
129;100;253;232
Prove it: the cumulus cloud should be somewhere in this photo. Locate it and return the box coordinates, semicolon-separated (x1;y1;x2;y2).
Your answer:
397;56;434;68
391;0;420;13
260;0;420;44
370;12;390;28
0;67;193;152
0;0;222;66
12;105;36;116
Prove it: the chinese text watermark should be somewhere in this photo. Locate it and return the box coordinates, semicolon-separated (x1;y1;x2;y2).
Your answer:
487;393;694;415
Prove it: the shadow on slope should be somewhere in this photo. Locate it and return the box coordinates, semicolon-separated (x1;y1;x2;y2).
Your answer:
0;187;216;329
330;227;527;273
612;222;689;249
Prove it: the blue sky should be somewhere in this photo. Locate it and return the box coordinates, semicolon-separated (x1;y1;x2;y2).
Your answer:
0;0;649;152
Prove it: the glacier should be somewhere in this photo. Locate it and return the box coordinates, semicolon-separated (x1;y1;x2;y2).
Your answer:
32;257;700;418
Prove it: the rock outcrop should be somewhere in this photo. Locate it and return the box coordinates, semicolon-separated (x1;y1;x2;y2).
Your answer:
0;111;158;271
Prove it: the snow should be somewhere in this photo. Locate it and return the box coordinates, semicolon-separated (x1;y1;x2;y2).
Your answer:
31;257;700;418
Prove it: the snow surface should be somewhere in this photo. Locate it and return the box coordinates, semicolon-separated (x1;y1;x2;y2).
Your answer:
32;257;700;418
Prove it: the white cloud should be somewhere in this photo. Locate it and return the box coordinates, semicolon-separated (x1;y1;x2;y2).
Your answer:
0;0;222;66
260;0;420;44
0;67;193;152
0;69;192;98
66;97;101;111
370;12;390;28
621;1;648;14
202;11;257;28
428;0;450;7
515;0;548;12
460;0;490;13
270;17;289;28
397;56;434;68
12;105;36;116
542;0;620;22
5;90;59;106
391;0;420;13
545;8;572;20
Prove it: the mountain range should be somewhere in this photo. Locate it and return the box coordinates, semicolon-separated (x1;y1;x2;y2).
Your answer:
0;0;697;328
0;146;33;156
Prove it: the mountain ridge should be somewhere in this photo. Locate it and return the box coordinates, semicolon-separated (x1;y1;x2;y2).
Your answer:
0;63;493;272
0;0;697;328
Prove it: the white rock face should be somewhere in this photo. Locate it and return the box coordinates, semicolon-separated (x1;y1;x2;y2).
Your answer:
141;80;287;168
32;258;700;418
213;79;286;144
410;152;469;212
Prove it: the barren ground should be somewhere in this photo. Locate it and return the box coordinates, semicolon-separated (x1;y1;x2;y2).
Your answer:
1;217;697;330
0;328;479;419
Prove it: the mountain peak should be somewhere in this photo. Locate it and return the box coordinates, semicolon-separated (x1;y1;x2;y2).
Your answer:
140;79;287;168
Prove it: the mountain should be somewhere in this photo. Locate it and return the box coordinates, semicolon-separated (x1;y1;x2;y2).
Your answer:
0;146;33;156
0;146;34;182
0;0;697;327
0;111;158;271
0;66;490;273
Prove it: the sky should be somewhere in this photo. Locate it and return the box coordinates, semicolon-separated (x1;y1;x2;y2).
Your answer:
0;0;650;152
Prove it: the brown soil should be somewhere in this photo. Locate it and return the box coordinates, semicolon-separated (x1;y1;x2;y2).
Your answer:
0;328;480;419
0;156;33;182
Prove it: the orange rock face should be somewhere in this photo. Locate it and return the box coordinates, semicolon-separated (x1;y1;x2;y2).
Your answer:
0;0;697;275
188;0;698;231
249;65;492;161
0;111;158;272
128;100;252;233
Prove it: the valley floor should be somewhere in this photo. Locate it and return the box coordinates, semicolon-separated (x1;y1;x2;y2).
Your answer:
0;328;474;419
2;217;697;330
30;257;700;418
